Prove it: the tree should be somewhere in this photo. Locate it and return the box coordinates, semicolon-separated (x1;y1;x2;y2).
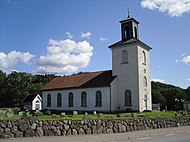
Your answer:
152;89;166;110
0;70;57;107
0;70;7;107
4;71;31;106
151;81;187;111
187;86;190;101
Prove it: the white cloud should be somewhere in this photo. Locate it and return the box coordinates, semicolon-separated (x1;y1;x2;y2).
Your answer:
182;55;190;65
99;37;108;41
0;50;34;71
66;32;73;39
36;39;93;74
141;0;159;10
175;59;179;64
141;0;190;17
187;78;190;81
152;78;165;83
81;32;92;39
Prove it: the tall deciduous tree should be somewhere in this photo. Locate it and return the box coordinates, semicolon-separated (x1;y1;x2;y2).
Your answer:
0;70;57;107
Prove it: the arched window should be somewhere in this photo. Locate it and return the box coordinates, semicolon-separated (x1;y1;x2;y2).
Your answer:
144;94;148;100
144;94;148;110
143;51;146;64
144;76;147;87
96;91;102;107
68;92;73;107
124;90;132;106
144;69;146;74
47;94;51;107
122;50;128;63
81;92;87;107
57;93;62;107
125;26;129;39
134;27;138;39
35;100;40;110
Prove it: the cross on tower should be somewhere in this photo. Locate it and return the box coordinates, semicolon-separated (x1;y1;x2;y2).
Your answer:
127;9;131;18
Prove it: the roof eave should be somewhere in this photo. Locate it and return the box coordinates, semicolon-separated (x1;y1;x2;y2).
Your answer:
137;39;152;50
41;85;112;92
119;18;139;24
108;39;152;50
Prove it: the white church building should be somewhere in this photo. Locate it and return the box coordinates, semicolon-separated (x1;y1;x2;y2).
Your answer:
41;15;152;112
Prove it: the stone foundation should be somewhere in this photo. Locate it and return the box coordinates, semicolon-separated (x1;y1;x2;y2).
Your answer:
0;117;190;139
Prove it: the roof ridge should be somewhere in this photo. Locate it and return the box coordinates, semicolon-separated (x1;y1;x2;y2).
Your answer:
57;69;112;78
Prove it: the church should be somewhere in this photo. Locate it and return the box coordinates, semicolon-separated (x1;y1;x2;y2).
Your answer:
41;15;152;112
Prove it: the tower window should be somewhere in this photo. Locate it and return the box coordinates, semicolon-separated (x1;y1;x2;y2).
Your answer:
122;50;128;64
144;94;148;100
144;69;146;74
124;90;132;106
144;76;147;87
143;51;146;65
144;94;148;110
124;26;129;39
134;27;138;39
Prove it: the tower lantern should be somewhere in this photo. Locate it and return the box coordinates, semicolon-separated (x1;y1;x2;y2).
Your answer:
120;11;139;41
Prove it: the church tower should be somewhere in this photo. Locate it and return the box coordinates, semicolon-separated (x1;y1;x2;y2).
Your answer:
109;13;152;112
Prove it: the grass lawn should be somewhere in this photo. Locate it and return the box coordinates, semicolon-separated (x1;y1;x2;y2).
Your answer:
37;114;88;120
0;113;21;120
35;111;185;120
0;111;185;121
141;111;176;118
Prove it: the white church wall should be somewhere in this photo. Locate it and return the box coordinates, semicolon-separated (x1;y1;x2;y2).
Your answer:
42;87;111;111
112;43;140;111
110;77;119;111
137;44;152;112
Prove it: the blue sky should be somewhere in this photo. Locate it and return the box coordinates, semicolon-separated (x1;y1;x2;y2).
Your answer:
0;0;190;89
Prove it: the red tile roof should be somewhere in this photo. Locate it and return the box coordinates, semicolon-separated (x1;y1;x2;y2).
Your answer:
41;70;116;91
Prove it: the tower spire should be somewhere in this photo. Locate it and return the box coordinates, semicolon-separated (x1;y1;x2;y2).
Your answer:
127;9;131;18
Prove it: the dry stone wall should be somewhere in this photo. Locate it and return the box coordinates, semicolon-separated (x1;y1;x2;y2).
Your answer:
0;117;190;139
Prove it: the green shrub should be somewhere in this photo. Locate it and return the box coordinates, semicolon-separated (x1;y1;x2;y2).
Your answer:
116;113;124;118
137;113;146;117
44;110;51;115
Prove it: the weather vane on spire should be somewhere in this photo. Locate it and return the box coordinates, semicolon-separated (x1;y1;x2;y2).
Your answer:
127;9;131;18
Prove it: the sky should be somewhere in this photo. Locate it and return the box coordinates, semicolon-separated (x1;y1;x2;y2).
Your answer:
0;0;190;89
